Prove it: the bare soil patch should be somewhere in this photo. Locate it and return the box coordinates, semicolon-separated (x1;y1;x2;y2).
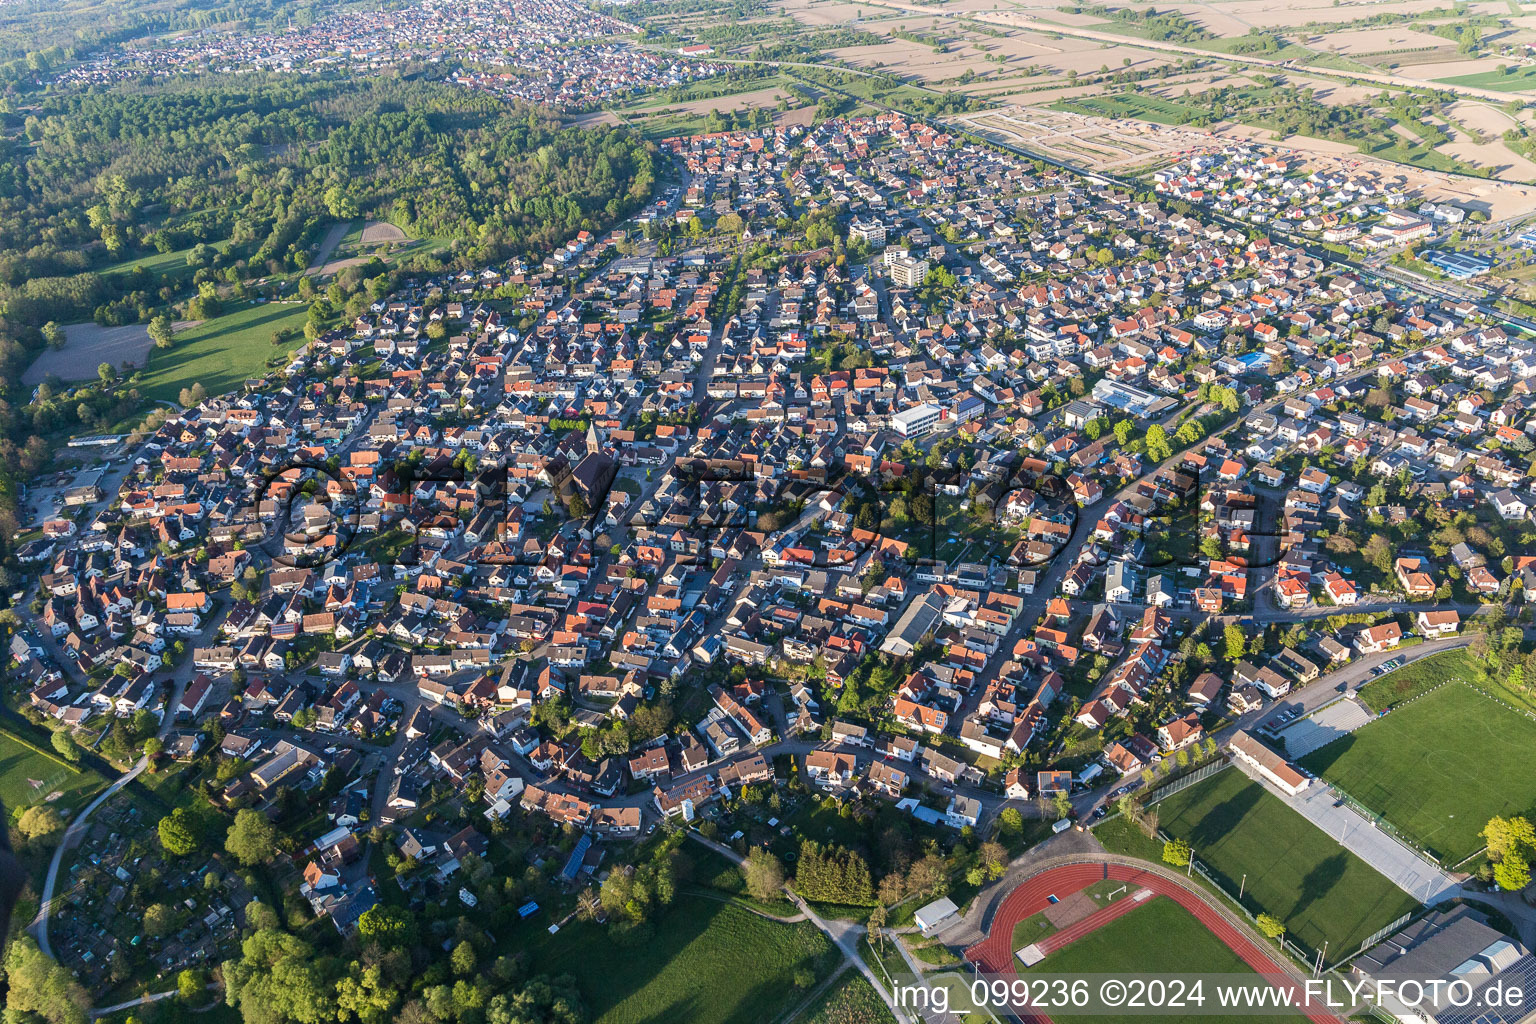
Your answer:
23;322;163;386
360;220;408;245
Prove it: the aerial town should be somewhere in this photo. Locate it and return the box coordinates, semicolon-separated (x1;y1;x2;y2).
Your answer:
50;0;730;109
7;2;1536;1024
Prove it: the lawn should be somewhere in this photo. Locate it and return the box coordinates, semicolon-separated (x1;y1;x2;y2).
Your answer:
1021;897;1311;1024
0;730;106;819
1299;682;1536;864
136;301;312;405
1356;649;1473;711
1153;769;1418;956
99;241;223;282
527;894;838;1024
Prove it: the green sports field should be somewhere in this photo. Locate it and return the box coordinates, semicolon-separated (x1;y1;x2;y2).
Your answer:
1300;682;1536;863
1021;898;1310;1024
0;730;105;817
1154;770;1417;956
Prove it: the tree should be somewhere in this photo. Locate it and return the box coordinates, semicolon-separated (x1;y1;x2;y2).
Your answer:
451;940;477;976
51;729;79;762
145;902;175;936
245;900;282;932
97;361;114;385
336;964;400;1024
568;491;590;518
159;807;202;856
979;841;1007;879
178;968;206;1003
1494;856;1532;892
1052;789;1072;821
484;977;585;1024
223;929;336;1024
149;313;176;349
1363;533;1394;574
796;840;878;904
1162;838;1191;868
3;935;90;1024
1482;816;1536;862
1482;816;1535;892
17;804;63;844
42;320;66;349
1145;423;1171;462
1224;623;1246;662
225;808;278;866
1255;913;1286;940
356;903;417;948
867;903;888;950
997;806;1024;837
742;848;786;901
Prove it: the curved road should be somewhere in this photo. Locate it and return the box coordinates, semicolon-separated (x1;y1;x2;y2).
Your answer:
31;676;186;959
30;754;148;958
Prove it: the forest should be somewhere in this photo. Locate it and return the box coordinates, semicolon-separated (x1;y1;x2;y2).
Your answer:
0;72;659;324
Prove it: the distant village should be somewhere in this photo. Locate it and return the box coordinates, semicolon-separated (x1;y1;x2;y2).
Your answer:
52;0;730;110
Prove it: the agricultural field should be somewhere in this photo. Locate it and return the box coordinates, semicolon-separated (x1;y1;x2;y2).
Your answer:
0;730;105;819
1153;769;1418;956
774;0;1536;188
136;301;312;406
1299;682;1536;863
528;895;839;1024
1437;65;1536;91
1020;898;1312;1024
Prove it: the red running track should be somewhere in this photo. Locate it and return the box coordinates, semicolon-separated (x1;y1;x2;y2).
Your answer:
962;862;1342;1024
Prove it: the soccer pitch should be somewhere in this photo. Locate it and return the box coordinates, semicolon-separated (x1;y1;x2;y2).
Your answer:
1156;769;1418;956
1300;682;1536;864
